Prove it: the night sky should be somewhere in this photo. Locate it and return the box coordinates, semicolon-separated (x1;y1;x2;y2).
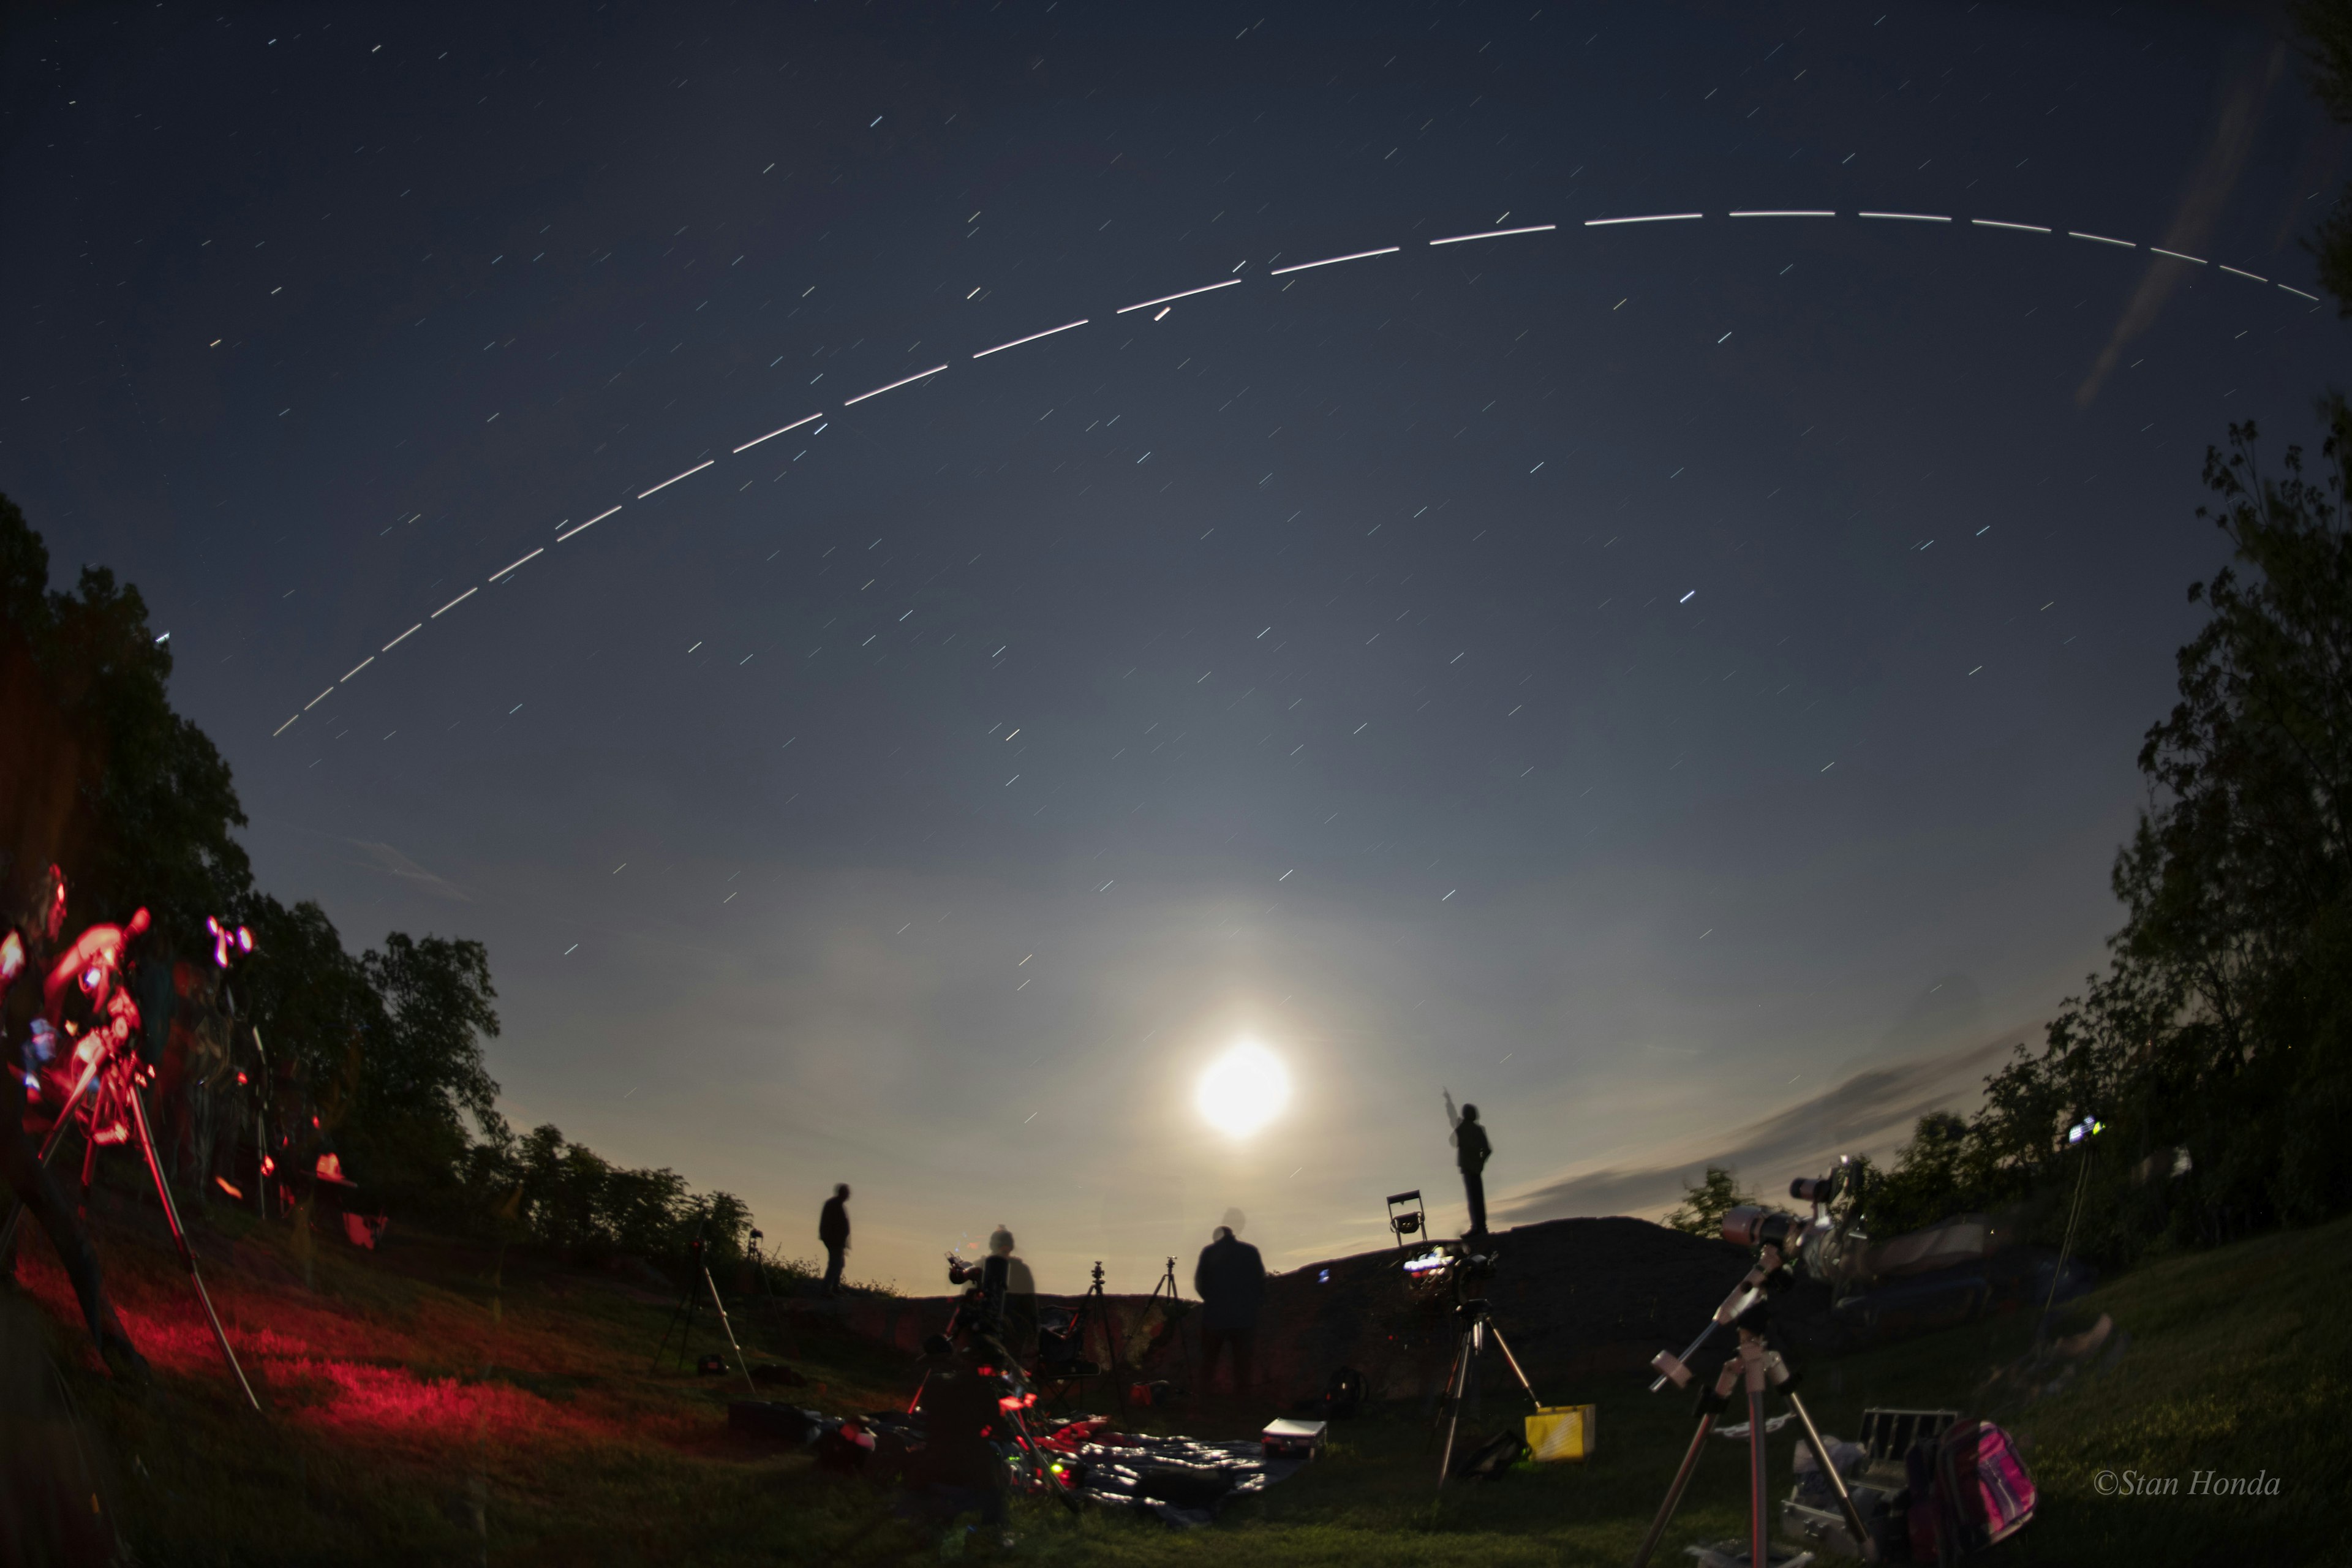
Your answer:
3;1;2343;1294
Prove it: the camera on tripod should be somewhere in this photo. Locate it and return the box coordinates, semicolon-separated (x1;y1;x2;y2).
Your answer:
1400;1239;1496;1291
1717;1158;1856;1255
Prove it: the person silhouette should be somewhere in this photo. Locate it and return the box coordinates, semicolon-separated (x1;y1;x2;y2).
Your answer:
1444;1090;1492;1240
980;1226;1037;1359
818;1183;851;1295
1193;1216;1266;1400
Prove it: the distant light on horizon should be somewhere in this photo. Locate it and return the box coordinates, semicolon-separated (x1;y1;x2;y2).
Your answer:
1196;1038;1291;1139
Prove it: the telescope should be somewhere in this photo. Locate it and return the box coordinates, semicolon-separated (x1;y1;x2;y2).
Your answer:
1630;1159;1873;1568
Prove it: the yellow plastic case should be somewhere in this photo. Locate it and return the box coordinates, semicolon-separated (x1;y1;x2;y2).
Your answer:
1525;1403;1597;1461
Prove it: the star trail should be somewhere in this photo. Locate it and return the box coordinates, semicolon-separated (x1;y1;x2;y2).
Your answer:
2;1;2342;1294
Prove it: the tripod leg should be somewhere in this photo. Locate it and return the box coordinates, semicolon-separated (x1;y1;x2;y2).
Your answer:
703;1264;760;1398
650;1288;693;1371
1634;1415;1721;1567
998;1397;1080;1512
129;1088;261;1411
1426;1332;1464;1453
1487;1324;1542;1410
750;1247;802;1362
1784;1389;1874;1561
1435;1332;1474;1485
1634;1357;1740;1568
1747;1380;1770;1568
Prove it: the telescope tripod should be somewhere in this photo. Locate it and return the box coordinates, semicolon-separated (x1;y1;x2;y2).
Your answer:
649;1226;758;1398
1;1054;260;1409
1430;1295;1540;1485
1143;1255;1191;1389
744;1232;804;1362
1042;1261;1123;1411
1632;1326;1871;1568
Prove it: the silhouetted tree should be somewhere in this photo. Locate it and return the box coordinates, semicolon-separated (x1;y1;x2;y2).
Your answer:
1862;1113;1978;1237
2296;0;2352;312
1664;1165;1753;1238
0;493;250;946
1969;405;2352;1256
2;492;754;1252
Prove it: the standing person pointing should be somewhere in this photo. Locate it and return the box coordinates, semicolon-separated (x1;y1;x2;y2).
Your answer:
818;1183;851;1296
1444;1091;1491;1242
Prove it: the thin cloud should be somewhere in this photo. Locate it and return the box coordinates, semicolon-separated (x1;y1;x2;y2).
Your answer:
2077;40;2286;407
345;839;473;902
1496;1032;2022;1224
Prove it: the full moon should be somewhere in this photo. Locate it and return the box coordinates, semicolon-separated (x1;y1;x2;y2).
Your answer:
1195;1039;1291;1138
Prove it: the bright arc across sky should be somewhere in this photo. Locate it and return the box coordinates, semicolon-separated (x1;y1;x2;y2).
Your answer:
1195;1039;1292;1139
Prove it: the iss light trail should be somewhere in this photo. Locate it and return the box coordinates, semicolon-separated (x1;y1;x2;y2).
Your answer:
270;204;2329;739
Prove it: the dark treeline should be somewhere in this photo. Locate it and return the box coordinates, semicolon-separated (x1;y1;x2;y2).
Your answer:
1667;4;2352;1275
1677;398;2352;1270
1673;400;2351;1268
0;492;758;1278
1864;399;2352;1267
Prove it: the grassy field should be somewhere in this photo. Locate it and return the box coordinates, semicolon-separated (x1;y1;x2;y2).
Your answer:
7;1191;2345;1566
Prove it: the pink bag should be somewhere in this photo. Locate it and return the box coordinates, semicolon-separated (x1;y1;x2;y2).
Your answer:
1926;1419;2036;1558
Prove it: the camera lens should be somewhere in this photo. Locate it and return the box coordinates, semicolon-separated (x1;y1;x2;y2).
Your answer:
1722;1205;1801;1251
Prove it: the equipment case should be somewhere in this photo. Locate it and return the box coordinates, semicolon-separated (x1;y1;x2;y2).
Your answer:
1779;1406;1958;1561
1261;1418;1328;1459
1524;1403;1597;1461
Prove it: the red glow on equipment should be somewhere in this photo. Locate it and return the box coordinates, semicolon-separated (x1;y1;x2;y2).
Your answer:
215;1177;244;1199
315;1153;355;1186
42;907;149;1016
206;915;257;968
997;1391;1037;1413
260;1155;276;1177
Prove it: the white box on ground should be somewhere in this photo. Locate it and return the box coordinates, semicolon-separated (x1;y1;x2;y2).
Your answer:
1261;1418;1328;1459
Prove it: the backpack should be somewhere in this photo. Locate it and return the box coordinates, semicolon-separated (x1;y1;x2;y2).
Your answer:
1906;1420;2036;1562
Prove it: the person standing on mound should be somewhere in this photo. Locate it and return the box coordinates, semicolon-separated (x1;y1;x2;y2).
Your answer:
1445;1090;1492;1241
817;1183;851;1295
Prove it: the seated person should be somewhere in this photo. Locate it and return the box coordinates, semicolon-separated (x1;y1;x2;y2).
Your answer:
899;1335;1009;1540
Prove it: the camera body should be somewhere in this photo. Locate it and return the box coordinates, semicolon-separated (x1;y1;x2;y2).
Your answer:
1722;1159;1858;1257
1789;1170;1842;1205
1721;1204;1809;1253
946;1253;981;1287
